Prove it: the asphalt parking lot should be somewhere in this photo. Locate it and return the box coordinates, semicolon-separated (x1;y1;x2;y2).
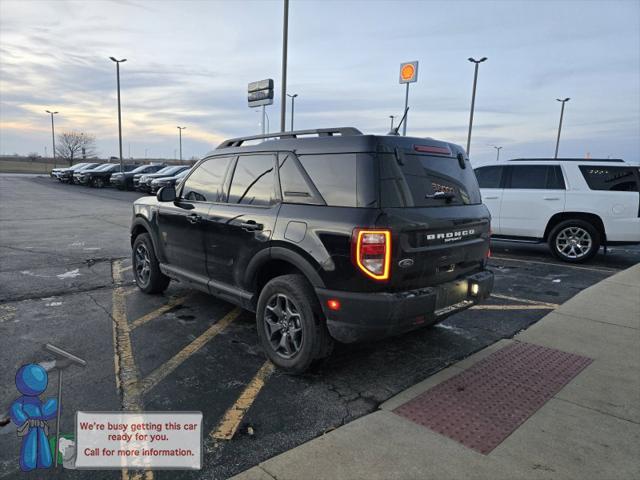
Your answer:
1;174;638;480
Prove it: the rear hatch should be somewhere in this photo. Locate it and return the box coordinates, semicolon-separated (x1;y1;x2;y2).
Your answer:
376;141;490;291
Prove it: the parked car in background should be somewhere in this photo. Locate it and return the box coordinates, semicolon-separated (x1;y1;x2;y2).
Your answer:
56;162;100;184
149;167;191;194
136;165;190;193
51;162;90;179
111;163;166;190
475;158;640;262
74;163;121;186
130;127;493;373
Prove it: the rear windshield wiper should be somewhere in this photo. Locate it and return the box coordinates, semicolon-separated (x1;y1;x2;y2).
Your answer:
426;191;456;202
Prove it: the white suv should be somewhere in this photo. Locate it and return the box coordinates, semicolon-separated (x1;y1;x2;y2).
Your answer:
474;159;640;262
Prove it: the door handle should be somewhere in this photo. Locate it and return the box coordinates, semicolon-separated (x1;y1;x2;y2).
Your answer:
187;213;202;224
484;196;499;200
543;197;560;200
240;220;263;231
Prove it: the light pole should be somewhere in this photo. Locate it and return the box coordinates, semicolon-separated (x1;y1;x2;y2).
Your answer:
389;115;395;131
492;145;503;161
45;110;58;168
109;57;126;171
554;98;570;159
287;93;298;131
280;0;289;132
177;126;186;162
466;56;487;155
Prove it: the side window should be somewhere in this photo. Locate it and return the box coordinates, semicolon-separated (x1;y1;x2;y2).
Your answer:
182;156;233;202
227;154;276;206
475;166;503;188
298;154;357;207
508;165;551;189
547;165;566;189
278;154;321;204
579;166;639;192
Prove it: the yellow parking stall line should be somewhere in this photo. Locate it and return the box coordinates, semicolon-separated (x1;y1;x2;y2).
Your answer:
129;295;191;331
490;293;560;308
140;308;241;395
210;361;275;441
472;304;556;310
111;260;153;480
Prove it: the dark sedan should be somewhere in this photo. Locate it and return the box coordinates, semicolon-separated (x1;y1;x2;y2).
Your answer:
136;165;190;192
110;163;166;190
55;162;99;183
149;167;191;194
74;163;136;187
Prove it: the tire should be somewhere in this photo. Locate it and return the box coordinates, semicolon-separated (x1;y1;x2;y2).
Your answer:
548;219;600;263
256;274;333;374
132;233;170;293
94;177;105;188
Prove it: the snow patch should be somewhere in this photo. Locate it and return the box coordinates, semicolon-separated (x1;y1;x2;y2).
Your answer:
57;269;81;279
46;302;63;307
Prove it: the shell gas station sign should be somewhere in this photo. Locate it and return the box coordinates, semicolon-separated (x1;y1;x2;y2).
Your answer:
399;61;419;84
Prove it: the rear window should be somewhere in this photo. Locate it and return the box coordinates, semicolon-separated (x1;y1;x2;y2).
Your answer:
379;152;481;207
579;165;639;192
298;154;357;207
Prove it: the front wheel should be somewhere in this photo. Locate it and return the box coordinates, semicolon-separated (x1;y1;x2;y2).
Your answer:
256;274;333;374
548;219;600;263
132;233;170;293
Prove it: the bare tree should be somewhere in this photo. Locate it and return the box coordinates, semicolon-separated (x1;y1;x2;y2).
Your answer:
55;132;97;165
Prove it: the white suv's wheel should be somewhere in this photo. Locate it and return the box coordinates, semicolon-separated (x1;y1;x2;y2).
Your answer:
548;220;600;263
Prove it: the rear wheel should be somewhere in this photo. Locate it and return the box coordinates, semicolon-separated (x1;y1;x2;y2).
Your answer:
256;274;333;374
94;177;105;188
132;233;170;293
548;219;600;263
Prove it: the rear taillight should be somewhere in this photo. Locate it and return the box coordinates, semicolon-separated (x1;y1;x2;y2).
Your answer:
352;229;391;281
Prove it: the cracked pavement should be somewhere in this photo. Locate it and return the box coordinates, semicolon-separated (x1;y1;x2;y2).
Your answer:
1;174;639;480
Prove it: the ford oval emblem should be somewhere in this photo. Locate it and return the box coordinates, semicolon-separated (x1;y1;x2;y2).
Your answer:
398;258;414;268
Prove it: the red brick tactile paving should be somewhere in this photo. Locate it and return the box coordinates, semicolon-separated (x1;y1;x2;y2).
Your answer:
393;342;593;454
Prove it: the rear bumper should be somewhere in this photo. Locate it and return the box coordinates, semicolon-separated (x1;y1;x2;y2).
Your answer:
316;270;494;343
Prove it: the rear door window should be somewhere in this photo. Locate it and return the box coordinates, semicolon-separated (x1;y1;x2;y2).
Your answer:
506;165;565;189
277;154;323;205
579;165;639;192
227;154;277;206
379;151;481;207
475;166;504;188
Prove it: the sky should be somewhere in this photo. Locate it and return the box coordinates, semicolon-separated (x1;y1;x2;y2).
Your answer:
0;0;638;165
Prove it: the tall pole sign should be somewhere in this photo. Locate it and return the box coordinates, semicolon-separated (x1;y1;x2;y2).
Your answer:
399;61;418;136
248;79;274;135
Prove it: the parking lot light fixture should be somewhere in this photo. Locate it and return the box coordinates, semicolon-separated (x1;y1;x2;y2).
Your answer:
389;115;395;131
466;57;487;156
109;57;127;171
286;93;298;131
554;97;570;159
45;110;58;168
177;126;187;162
492;145;503;161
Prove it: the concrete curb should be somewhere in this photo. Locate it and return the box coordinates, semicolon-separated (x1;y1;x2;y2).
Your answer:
233;264;640;480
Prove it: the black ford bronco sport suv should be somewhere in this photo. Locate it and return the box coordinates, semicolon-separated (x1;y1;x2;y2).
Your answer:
130;128;493;373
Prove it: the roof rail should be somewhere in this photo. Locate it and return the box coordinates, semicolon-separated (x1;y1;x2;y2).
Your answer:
217;127;363;149
508;158;624;163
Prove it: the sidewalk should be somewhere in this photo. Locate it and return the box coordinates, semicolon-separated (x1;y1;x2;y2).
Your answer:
234;264;640;480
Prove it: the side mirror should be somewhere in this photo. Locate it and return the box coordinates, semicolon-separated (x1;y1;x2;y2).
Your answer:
157;186;176;202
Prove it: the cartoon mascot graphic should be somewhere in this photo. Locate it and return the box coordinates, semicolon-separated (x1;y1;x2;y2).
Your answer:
10;364;58;471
